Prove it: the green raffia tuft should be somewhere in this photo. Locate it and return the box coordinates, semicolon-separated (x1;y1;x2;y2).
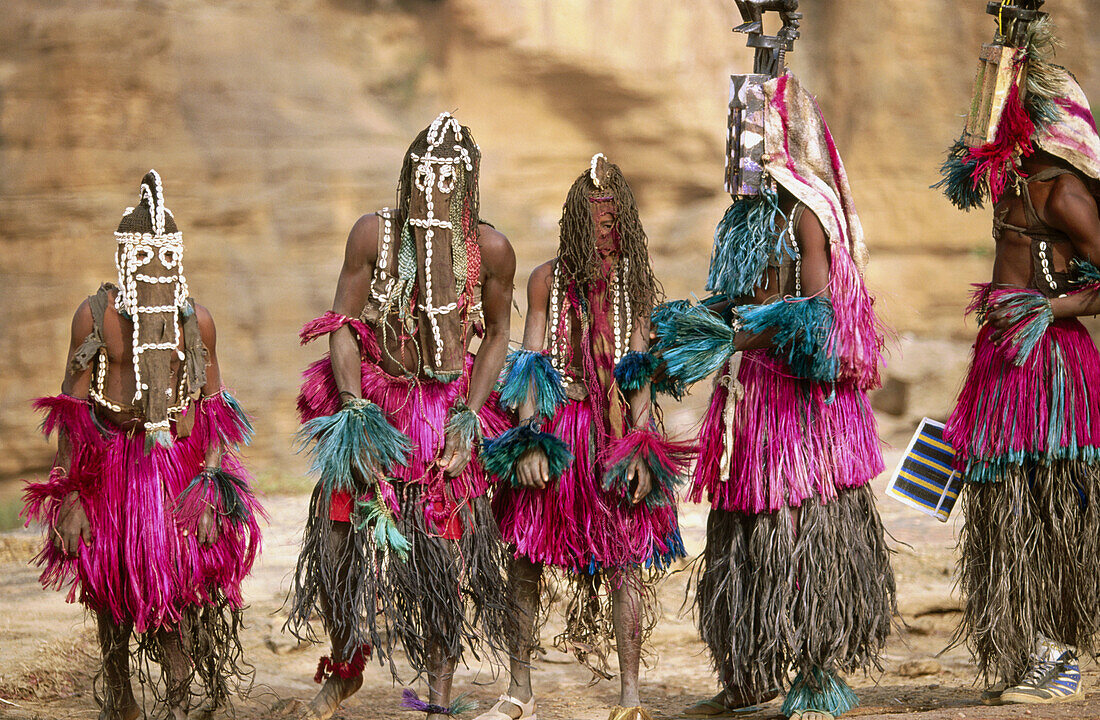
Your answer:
653;302;737;387
447;693;478;716
1025;17;1067;133
739;295;838;383
221;391;255;445
445;400;481;450
180;468;255;524
649;299;696;399
353;493;410;561
295;399;413;494
934;138;986;211
497;349;566;418
780;668;860;718
1071;258;1100;289
614;351;659;392
706;187;795;298
481;422;573;486
146;428;174;453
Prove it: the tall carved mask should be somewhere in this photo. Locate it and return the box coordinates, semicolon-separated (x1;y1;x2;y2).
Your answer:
114;169;189;443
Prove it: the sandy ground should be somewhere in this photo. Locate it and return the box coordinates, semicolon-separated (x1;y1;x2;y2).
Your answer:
2;453;1099;720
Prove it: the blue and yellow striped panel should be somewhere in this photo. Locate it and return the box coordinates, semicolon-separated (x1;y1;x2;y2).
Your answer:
886;419;962;522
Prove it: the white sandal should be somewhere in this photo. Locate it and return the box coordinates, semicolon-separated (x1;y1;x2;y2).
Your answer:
474;694;538;720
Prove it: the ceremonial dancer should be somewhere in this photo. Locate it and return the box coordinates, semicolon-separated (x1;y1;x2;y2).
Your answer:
287;113;516;720
937;0;1100;705
23;170;262;720
477;155;689;720
652;6;895;718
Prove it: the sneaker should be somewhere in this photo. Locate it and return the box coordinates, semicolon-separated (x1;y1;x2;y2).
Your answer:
1000;637;1082;704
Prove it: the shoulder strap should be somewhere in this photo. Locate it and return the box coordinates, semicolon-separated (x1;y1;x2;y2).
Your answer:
69;284;114;373
1021;168;1077;236
181;299;208;400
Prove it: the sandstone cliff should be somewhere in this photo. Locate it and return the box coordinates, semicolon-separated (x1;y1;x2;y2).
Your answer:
2;0;1098;478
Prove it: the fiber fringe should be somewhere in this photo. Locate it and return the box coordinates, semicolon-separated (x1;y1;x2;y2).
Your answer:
286;489;515;682
493;398;684;573
651;301;736;387
955;461;1100;686
600;429;693;508
780;668;860;717
401;689;477;716
445;400;482;450
552;568;661;682
739;295;838;383
694;486;895;697
945;321;1100;482
692;354;884;514
613;351;659;393
498;349;566;418
295;399;413;494
482;423;574;487
23;393;262;707
706;188;794;299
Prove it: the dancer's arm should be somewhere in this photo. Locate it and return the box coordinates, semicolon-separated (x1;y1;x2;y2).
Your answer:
513;261;555;489
53;301;95;555
329;214;379;402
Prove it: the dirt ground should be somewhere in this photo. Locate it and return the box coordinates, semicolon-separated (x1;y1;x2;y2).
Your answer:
2;457;1099;720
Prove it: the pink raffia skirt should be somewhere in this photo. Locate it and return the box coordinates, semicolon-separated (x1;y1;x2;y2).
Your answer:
691;351;884;513
493;396;684;574
946;318;1100;685
298;352;510;528
22;393;262;634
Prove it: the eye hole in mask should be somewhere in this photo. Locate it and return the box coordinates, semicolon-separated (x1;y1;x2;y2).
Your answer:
133;246;153;265
160;248;178;269
436;163;456;195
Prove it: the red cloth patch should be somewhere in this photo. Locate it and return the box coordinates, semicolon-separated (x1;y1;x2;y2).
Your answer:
329;490;355;523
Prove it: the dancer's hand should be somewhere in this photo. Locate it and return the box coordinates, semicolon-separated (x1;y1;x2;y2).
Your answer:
516;446;549;489
440;432;473;478
197;504;221;547
53;491;92;556
628;458;653;505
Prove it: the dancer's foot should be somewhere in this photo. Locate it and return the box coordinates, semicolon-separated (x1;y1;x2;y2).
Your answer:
98;698;141;720
473;694;537;720
684;688;779;716
789;711;834;720
303;673;363;720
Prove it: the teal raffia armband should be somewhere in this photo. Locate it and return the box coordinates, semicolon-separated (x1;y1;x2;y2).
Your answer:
613;351;659;392
497;349;566;418
445;399;481;451
739;295;838;383
295;398;413;494
481;420;573;487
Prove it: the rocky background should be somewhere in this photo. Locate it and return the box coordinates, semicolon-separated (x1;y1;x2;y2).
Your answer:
3;0;1100;490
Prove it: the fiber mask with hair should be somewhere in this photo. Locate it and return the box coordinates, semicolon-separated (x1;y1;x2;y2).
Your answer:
114;170;191;444
389;113;481;382
556;154;660;316
938;3;1100;210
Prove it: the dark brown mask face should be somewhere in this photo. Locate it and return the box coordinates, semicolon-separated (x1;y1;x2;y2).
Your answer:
117;237;184;426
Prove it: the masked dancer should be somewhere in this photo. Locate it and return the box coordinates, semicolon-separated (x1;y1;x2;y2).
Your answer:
652;6;895;718
287;113;516;720
477;155;689;720
23;170;262;720
937;0;1100;705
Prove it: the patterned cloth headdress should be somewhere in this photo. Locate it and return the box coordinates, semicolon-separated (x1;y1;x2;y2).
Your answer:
114;169;191;444
938;3;1100;210
708;73;882;388
367;113;482;382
